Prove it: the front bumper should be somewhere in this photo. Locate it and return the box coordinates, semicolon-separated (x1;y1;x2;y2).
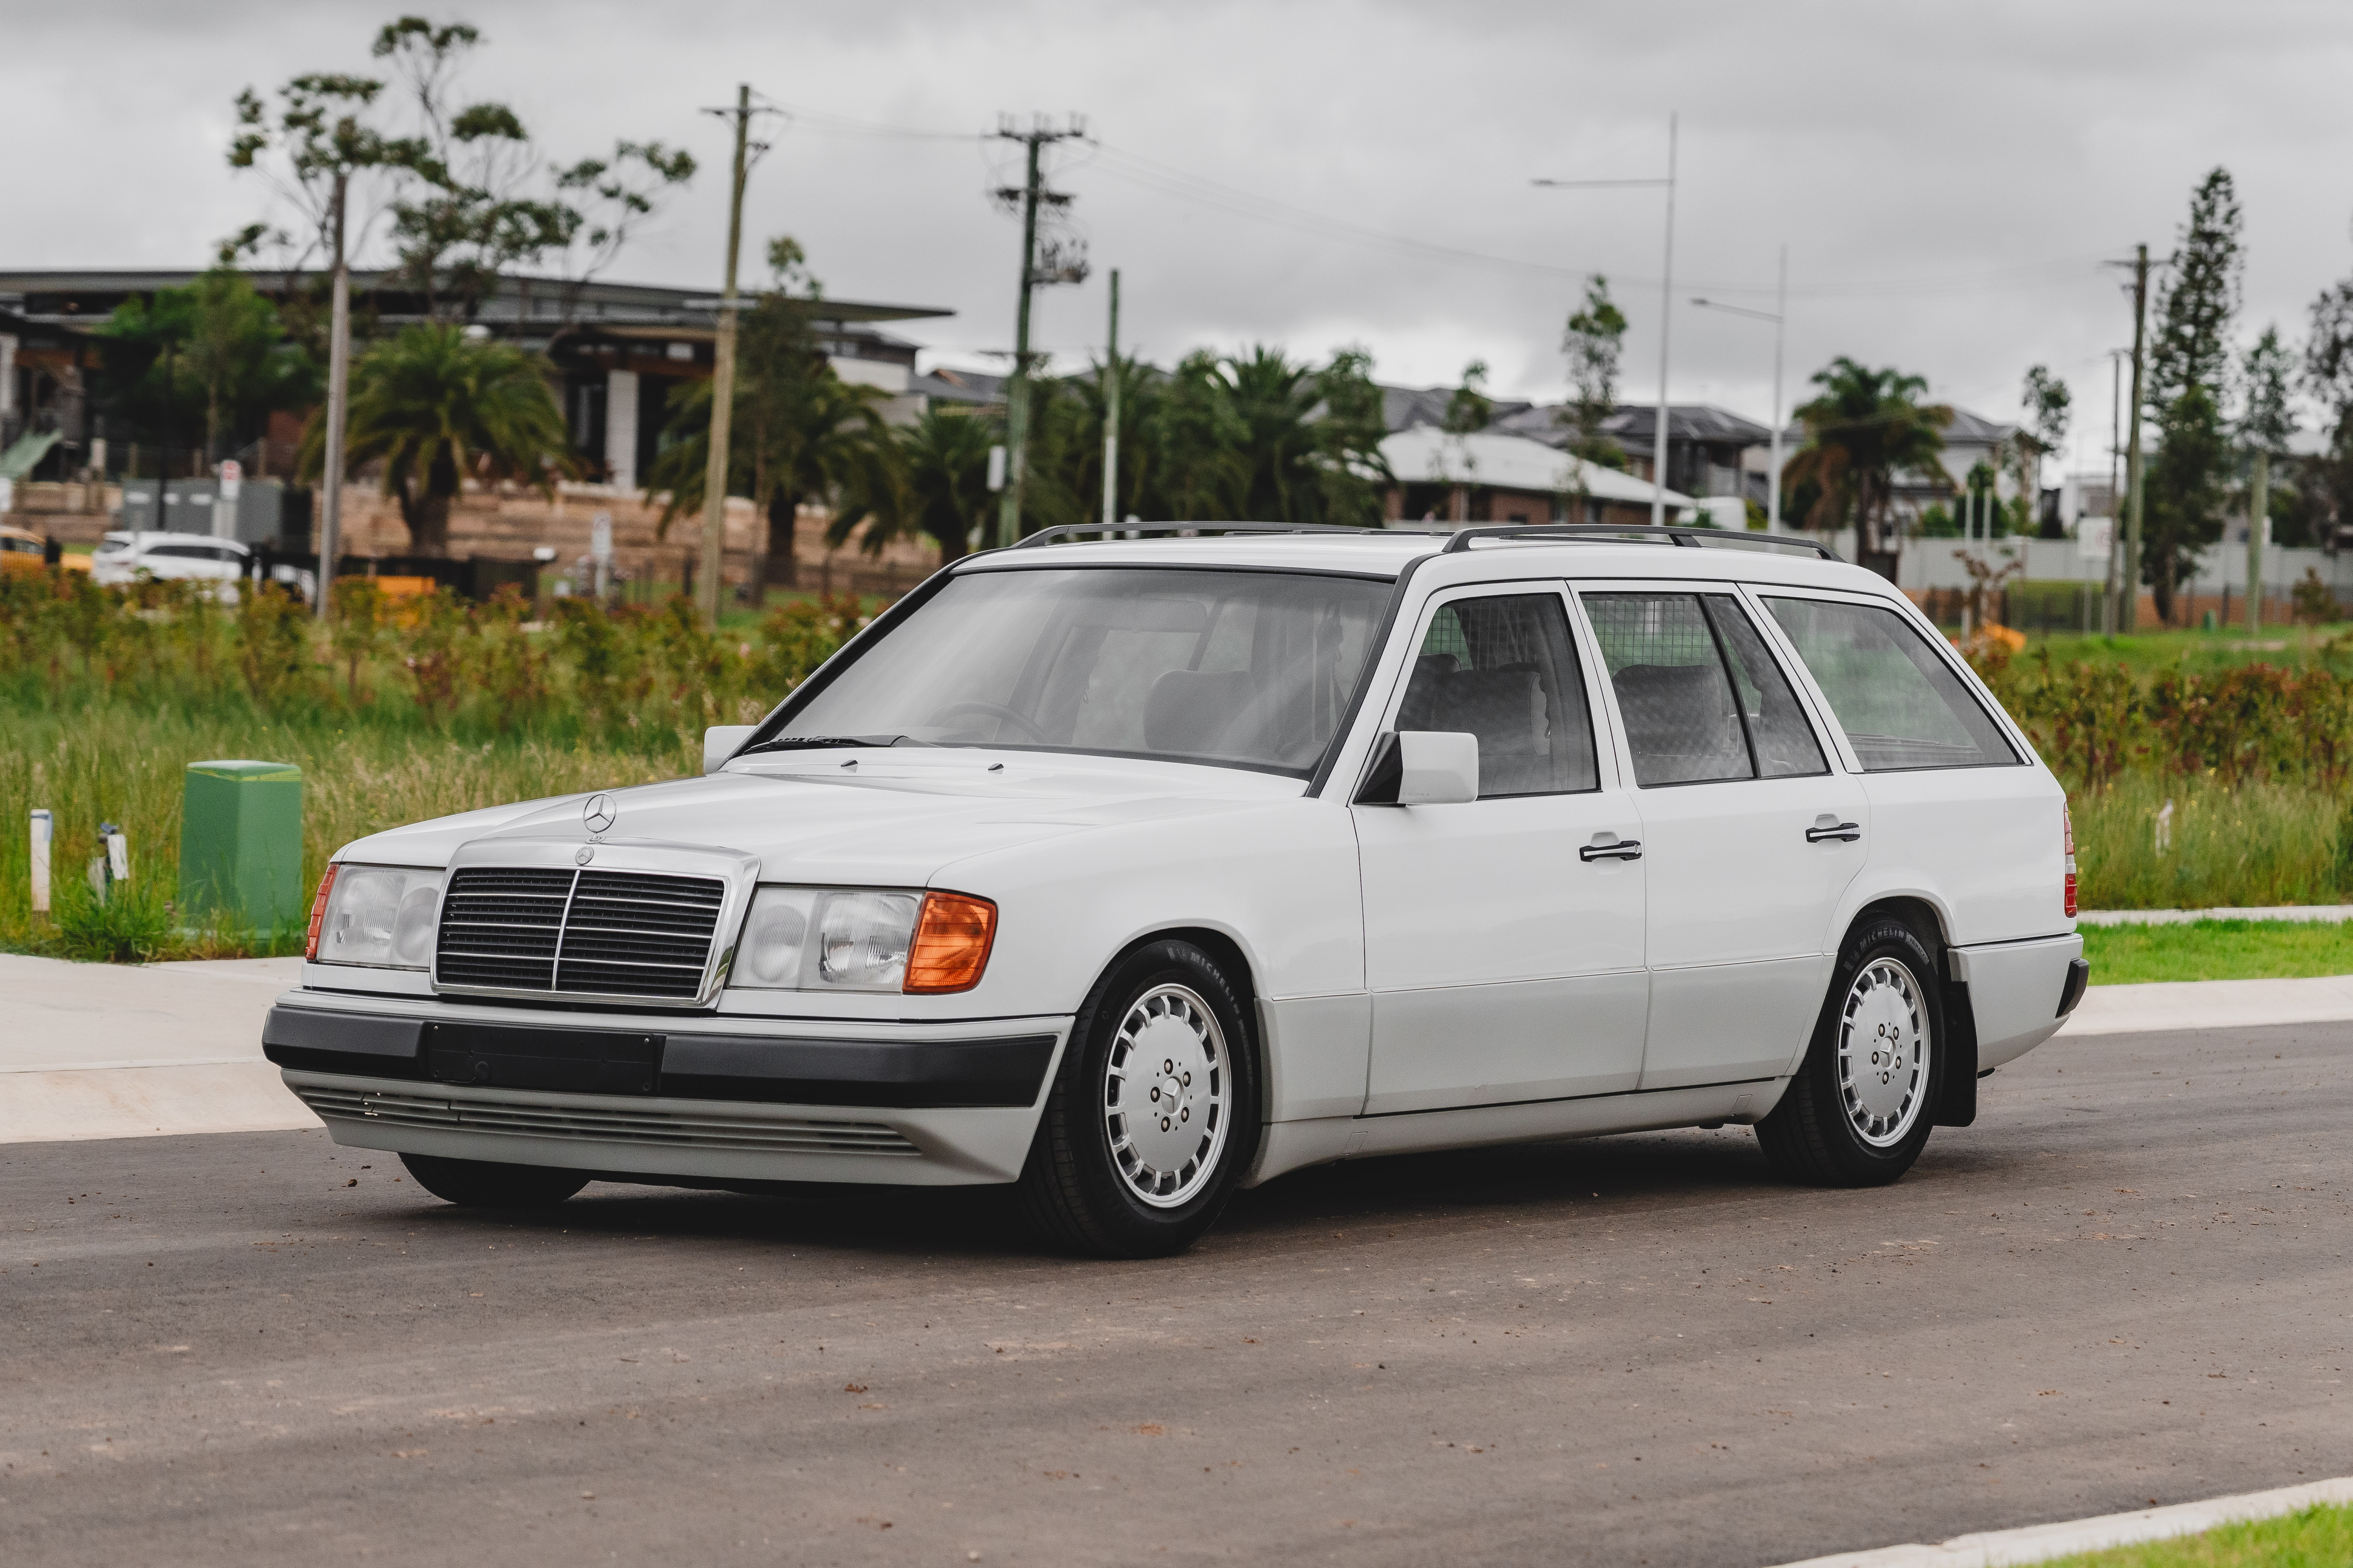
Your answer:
264;991;1071;1187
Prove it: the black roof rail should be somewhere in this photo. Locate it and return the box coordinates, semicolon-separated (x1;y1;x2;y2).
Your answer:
1013;522;1439;549
1439;523;1843;562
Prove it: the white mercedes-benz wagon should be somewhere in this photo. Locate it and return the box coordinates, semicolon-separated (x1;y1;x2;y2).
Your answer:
266;524;2087;1256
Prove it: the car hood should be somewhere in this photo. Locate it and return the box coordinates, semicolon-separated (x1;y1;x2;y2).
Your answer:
333;749;1309;885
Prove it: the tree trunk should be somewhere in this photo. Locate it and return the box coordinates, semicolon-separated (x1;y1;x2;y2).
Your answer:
2150;555;2175;626
410;492;453;557
761;489;799;588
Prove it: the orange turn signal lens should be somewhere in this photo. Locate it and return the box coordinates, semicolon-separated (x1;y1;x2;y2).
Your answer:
903;891;997;994
304;863;340;960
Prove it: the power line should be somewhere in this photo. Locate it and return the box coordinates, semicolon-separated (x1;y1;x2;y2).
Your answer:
763;102;2119;304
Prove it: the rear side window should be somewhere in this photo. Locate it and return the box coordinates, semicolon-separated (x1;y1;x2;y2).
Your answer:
1396;592;1598;796
1762;596;2021;770
1584;591;1828;787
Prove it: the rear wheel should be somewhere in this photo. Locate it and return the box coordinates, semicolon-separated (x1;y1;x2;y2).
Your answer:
400;1153;590;1208
1756;917;1944;1186
1019;939;1261;1258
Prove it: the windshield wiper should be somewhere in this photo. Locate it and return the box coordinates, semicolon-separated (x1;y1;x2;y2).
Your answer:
737;734;908;755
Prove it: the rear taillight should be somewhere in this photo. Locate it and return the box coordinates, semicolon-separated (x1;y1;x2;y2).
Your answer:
2062;804;2078;918
304;864;339;960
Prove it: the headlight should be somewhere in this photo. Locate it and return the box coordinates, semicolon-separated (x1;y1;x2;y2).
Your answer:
313;864;445;969
731;886;996;994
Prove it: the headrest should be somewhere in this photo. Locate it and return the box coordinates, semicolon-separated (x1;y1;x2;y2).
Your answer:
1144;669;1256;755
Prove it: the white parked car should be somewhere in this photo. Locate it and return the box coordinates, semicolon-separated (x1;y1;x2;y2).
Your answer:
267;525;2086;1257
91;530;249;595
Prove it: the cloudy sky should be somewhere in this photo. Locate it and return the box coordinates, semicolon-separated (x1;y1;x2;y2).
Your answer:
12;0;2353;474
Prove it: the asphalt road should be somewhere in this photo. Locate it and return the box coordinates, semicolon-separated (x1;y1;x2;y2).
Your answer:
3;1022;2348;1568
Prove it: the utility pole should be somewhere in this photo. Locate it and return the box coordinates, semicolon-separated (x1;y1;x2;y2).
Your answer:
697;83;759;629
1101;267;1120;528
2120;245;2150;634
2249;446;2270;636
993;114;1089;549
315;170;350;620
2106;349;2122;632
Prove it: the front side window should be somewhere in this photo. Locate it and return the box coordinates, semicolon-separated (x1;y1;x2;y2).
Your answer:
776;567;1392;776
1394;592;1598;796
1762;596;2021;770
1584;591;1826;786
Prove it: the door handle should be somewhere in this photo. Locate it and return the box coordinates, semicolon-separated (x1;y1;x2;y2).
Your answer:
1579;838;1643;862
1806;821;1862;843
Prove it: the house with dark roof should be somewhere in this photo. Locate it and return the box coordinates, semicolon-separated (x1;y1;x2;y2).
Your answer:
0;269;954;486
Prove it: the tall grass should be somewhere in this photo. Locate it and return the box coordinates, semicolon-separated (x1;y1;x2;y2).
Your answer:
2072;774;2352;910
0;700;692;959
0;572;870;960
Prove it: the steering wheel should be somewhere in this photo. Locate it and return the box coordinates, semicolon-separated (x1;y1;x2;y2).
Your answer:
929;700;1051;743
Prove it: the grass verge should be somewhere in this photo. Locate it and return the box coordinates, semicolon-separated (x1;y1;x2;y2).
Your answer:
2;698;688;961
2041;1501;2353;1566
2080;919;2353;985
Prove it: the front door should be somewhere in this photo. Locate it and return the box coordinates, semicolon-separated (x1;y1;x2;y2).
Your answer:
1354;584;1648;1115
1580;585;1869;1091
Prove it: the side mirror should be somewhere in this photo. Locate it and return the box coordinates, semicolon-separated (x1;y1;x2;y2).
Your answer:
703;724;757;775
1354;730;1479;806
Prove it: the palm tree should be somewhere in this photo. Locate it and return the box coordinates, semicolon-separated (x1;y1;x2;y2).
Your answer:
849;407;997;565
1784;357;1952;581
309;322;571;555
648;296;903;588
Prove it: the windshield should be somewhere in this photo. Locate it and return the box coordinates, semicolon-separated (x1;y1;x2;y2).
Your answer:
776;566;1393;776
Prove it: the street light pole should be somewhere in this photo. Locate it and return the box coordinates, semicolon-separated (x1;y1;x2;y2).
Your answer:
1652;113;1676;528
1690;269;1788;534
1770;243;1784;532
1532;113;1680;527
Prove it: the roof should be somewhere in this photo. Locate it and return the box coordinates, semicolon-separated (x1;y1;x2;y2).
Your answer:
1597;403;1776;446
1379;427;1694;508
959;529;1878;593
1940;407;2020;446
913;367;1009;405
0;269;953;332
1381;384;1538;434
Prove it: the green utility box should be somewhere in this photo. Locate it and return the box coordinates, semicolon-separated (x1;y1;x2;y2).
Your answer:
178;760;305;937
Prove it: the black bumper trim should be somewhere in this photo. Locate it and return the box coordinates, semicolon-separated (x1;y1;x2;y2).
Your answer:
661;1031;1056;1109
263;1006;425;1077
2057;956;2091;1018
263;1006;1057;1109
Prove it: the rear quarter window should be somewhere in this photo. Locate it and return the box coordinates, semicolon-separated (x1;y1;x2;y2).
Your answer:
1762;595;2021;770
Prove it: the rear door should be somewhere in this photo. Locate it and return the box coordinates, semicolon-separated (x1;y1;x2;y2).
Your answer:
1354;581;1649;1114
1577;583;1869;1091
1754;589;2052;944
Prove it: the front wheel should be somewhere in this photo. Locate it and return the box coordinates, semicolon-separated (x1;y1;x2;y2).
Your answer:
400;1153;590;1208
1756;917;1945;1186
1018;940;1261;1258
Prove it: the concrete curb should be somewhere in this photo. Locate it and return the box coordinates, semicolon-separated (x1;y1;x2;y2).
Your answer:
1769;1475;2353;1567
2060;972;2353;1036
2078;905;2353;925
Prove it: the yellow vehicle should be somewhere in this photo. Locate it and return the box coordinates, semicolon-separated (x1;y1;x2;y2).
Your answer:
0;525;52;576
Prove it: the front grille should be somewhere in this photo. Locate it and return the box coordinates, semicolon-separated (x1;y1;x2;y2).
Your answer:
295;1084;920;1157
436;867;727;1000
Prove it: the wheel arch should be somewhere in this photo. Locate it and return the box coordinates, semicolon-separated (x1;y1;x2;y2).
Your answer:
1841;895;1978;1128
1089;924;1269;1117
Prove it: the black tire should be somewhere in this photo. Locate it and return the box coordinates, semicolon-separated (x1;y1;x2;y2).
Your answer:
400;1153;591;1208
1756;917;1946;1187
1018;939;1263;1258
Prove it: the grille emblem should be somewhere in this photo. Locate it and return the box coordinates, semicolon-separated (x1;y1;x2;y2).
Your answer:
574;845;594;865
582;792;617;838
